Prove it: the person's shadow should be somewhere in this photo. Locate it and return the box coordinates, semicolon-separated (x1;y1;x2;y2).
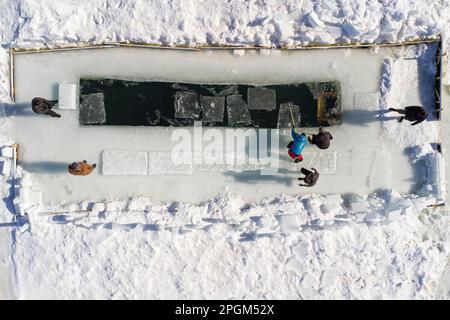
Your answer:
224;168;297;186
19;161;68;173
342;109;399;126
1;103;35;117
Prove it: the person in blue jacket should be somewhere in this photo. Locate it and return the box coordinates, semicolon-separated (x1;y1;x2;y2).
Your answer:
287;127;308;163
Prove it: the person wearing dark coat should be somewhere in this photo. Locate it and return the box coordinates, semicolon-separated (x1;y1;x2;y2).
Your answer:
298;167;319;187
31;97;61;118
308;127;333;150
388;106;427;126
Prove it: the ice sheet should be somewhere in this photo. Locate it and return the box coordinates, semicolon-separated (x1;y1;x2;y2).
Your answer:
102;150;148;175
12;46;418;204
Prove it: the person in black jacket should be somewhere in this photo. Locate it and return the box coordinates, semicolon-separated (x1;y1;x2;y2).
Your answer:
388;106;427;126
298;167;319;187
308;127;333;149
31;97;61;118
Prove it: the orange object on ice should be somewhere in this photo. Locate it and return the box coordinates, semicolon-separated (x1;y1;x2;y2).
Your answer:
68;160;96;176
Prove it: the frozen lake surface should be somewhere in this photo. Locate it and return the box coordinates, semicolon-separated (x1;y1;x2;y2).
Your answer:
10;46;426;204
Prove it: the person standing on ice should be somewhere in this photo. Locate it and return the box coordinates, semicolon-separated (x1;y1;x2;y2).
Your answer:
388;106;428;126
287;127;308;163
298;167;319;187
68;160;96;176
308;127;333;150
31;97;61;118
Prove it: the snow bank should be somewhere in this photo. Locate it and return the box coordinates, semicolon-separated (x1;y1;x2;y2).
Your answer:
11;193;449;299
0;0;447;50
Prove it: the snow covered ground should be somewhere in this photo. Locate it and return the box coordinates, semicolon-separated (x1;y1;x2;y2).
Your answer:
0;0;450;300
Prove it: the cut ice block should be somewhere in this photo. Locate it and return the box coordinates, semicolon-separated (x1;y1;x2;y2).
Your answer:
385;209;402;221
1;159;11;177
1;146;13;158
58;83;77;109
285;258;304;274
102;150;148;175
353;92;380;111
247;87;276;111
364;211;384;223
280;151;337;174
324;194;343;212
148;152;193;175
79;93;106;124
226;95;251;126
277;214;301;233
174;91;200;119
277;102;300;128
200;96;225;122
194;151;235;172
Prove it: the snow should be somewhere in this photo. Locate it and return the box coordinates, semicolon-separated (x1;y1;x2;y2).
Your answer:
0;0;449;301
8;194;449;299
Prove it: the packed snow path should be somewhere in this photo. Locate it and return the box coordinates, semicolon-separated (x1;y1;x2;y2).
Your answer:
9;45;432;204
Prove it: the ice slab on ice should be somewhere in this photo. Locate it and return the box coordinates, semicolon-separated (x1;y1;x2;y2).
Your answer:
195;151;236;172
79;93;106;124
247;87;276;111
58;83;77;109
425;153;446;200
0;146;13;158
278;102;301;128
174;91;200;119
102;150;148;175
226;95;251;126
148;152;193;175
280;151;337;174
354;92;380;111
200;96;225;122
